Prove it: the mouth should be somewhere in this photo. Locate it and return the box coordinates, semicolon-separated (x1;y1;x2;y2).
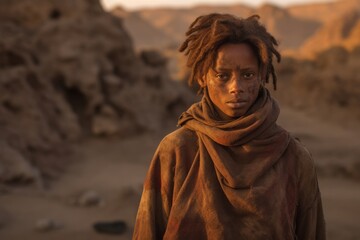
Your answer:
226;99;247;108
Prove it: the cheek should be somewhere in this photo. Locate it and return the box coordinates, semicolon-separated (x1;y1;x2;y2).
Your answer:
247;81;260;96
207;79;226;97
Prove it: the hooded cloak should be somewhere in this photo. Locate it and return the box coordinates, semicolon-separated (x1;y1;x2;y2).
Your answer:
133;87;326;240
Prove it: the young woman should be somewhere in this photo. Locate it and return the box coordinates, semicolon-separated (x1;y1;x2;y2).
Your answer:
133;14;326;240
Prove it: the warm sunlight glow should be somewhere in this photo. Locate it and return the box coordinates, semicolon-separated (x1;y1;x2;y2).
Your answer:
101;0;334;10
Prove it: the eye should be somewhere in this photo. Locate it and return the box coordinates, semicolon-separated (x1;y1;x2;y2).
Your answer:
243;72;255;79
215;72;230;81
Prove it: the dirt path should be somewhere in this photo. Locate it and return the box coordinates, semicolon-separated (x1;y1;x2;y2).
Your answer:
0;107;359;239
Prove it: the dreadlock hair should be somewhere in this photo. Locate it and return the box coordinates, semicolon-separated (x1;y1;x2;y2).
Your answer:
179;13;281;92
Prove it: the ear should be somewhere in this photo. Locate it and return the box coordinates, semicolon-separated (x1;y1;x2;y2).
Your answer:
199;74;207;88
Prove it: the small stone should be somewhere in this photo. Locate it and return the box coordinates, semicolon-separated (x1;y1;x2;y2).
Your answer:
77;190;102;207
93;220;127;235
35;218;61;232
103;74;124;91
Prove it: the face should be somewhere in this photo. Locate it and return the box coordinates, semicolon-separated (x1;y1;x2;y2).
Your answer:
204;43;261;119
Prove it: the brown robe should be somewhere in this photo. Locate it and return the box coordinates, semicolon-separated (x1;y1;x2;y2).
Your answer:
133;87;326;240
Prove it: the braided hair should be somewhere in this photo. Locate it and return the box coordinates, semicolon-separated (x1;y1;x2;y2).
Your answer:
179;14;281;92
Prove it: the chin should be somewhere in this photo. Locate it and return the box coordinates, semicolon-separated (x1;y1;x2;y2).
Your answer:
226;111;244;119
230;108;248;118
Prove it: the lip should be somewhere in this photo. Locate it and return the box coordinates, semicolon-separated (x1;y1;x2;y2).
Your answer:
226;99;247;108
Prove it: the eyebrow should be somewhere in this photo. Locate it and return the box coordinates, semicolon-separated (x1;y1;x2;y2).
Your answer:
214;66;257;72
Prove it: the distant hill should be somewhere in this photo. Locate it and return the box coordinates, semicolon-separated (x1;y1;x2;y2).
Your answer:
111;7;175;49
300;10;360;58
287;0;360;23
113;3;320;51
108;0;360;58
253;4;320;50
135;4;253;44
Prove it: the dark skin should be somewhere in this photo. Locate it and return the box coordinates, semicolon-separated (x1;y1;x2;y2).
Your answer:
204;43;261;120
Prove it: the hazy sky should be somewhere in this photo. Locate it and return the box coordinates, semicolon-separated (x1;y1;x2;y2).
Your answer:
101;0;333;10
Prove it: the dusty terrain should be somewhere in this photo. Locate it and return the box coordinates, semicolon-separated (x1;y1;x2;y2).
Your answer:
0;106;359;240
1;1;360;239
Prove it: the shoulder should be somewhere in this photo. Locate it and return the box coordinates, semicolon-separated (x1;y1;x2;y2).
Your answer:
286;136;320;207
159;127;198;151
153;127;199;170
287;136;316;177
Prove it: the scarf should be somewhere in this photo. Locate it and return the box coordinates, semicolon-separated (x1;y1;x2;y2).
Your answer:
178;87;290;188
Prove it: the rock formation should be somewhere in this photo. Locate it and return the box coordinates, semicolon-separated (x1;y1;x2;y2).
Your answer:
300;10;360;58
253;4;320;50
0;0;195;185
273;46;360;127
288;0;360;24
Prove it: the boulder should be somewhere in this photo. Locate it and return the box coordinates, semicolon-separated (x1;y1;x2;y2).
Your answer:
0;140;41;184
0;0;195;186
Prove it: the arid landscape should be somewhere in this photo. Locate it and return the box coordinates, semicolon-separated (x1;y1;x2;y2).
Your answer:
0;0;359;239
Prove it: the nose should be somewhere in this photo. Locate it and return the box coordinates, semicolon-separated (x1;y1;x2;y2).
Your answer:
229;74;245;94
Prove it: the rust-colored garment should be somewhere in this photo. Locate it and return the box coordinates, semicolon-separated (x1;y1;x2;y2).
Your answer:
133;88;326;240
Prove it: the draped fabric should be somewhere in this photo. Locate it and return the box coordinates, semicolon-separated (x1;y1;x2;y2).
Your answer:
133;87;326;240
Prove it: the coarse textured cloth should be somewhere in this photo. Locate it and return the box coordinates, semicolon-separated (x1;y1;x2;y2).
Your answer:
133;87;326;240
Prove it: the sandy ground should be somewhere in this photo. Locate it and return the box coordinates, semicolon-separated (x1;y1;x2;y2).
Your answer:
0;107;359;240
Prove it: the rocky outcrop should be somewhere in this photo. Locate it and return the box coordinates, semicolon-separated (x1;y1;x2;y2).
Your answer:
0;0;104;29
254;4;320;50
288;0;360;24
300;10;360;58
273;46;360;127
0;0;194;185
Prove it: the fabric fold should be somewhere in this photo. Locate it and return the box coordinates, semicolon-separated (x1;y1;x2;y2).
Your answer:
178;87;290;188
134;86;326;240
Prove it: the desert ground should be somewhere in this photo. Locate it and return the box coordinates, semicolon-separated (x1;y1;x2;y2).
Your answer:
0;106;359;240
1;0;360;239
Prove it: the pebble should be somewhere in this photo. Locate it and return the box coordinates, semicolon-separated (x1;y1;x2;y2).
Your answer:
35;218;61;232
93;220;127;235
77;190;103;207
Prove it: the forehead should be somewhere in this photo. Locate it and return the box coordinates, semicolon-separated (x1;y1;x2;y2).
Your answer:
215;43;258;67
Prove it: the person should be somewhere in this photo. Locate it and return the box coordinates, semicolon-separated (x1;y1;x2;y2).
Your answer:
133;13;326;240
